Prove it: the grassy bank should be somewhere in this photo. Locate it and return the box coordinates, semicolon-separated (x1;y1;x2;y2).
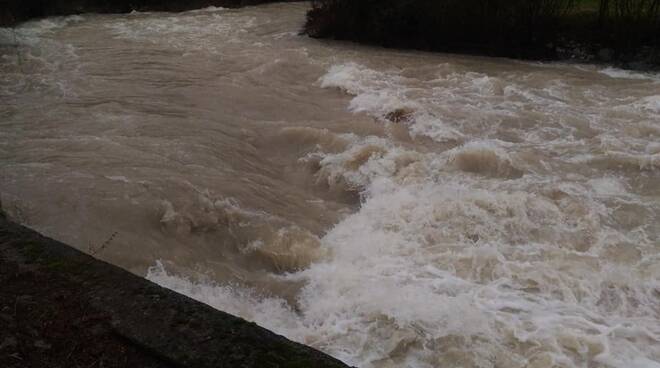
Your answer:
0;0;298;27
305;0;660;66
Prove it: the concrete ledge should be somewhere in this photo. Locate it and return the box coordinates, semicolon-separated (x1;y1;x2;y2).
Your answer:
0;212;351;368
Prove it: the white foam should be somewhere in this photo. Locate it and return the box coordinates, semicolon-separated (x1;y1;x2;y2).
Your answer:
320;63;469;142
604;151;660;170
104;11;239;49
320;63;415;117
636;96;660;113
105;175;130;183
150;170;660;367
600;67;660;82
587;177;628;197
146;261;305;337
187;6;227;14
150;133;660;367
218;62;660;366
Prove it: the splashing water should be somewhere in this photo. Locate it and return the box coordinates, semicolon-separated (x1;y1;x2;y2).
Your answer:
1;3;659;368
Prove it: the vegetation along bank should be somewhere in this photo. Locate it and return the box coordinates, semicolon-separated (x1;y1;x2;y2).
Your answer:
305;0;660;67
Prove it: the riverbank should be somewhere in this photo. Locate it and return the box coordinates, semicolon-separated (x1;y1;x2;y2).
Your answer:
0;211;350;368
304;0;660;69
0;0;300;27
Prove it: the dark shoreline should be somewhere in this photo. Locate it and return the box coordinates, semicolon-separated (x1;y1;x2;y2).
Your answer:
304;1;660;70
0;0;301;27
0;211;351;368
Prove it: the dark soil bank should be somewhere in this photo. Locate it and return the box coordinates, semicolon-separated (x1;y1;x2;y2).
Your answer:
305;0;660;68
0;0;300;27
0;212;351;368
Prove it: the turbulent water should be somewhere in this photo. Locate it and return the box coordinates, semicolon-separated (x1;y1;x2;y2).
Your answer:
2;3;660;367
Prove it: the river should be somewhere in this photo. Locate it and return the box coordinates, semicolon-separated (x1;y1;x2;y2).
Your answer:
1;3;659;367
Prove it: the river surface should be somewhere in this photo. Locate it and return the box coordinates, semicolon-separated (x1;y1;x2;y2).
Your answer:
2;3;660;367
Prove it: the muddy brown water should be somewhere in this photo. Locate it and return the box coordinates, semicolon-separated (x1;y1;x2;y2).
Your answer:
1;3;659;367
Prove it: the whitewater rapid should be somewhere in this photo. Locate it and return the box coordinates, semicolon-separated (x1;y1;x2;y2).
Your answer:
1;4;659;368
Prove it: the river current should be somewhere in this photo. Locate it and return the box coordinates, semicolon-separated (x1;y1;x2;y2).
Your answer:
1;3;660;367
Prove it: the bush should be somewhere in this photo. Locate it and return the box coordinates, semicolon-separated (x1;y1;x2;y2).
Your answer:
598;0;660;48
306;0;659;62
308;0;577;56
